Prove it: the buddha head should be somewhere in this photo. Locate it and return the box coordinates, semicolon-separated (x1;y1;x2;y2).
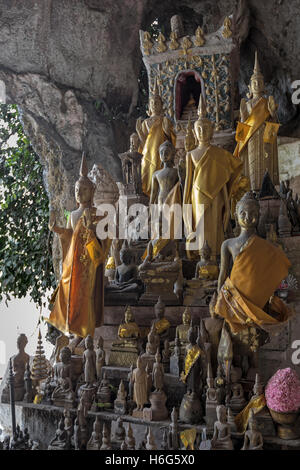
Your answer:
124;305;134;324
182;307;192;325
236;191;260;229
17;333;28;352
200;240;212;261
60;346;72;364
75;153;95;207
85;334;94;350
159;140;175;166
120;240;133;266
154;296;165;319
250;51;264;97
194;95;214;144
149;79;163;116
129;133;140;152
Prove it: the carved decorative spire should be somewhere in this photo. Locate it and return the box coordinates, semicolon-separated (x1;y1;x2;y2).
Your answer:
251;50;264;81
80;152;88;177
197;94;207;118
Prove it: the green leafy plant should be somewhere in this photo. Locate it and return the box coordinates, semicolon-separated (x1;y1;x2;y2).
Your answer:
0;104;55;307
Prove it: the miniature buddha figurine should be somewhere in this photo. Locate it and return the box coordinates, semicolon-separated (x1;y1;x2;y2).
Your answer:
241;410;263;450
162;339;171;373
195;241;219;281
114;380;127;415
97;371;112;406
205;361;218;429
170;334;182;376
95;336;106;381
168;407;179;450
48;418;70;450
179;324;204;424
214;365;226;405
146;428;157;450
152;350;164;392
126;424;136;450
64;408;73;442
100;422;112;450
117;306;140;342
234;51;279;191
136;79;176;196
51;346;75;407
106;240;142;295
1;334;30;403
215;191;291;335
109;305;141;367
183;95;242;260
113;416;126;443
151;297;170;345
235;373;266;433
48;153;111;340
132;356;148;413
87;416;102;450
181;93;198;121
228;367;247;414
118;132;143;195
24;362;33;403
211;405;234;450
176;307;191;347
83;335;96;388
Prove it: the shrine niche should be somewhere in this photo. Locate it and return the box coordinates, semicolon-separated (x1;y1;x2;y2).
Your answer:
139;15;238;158
175;70;203;121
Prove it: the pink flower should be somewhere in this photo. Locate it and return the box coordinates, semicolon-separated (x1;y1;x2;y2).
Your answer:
265;368;300;413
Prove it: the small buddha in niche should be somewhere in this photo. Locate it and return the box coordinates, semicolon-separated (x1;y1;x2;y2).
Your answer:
227;367;246;414
108;306;141;368
194;240;219;281
105;240;142;294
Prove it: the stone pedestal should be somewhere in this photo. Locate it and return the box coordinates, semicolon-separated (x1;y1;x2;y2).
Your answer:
183;279;217;306
145;391;168;421
108;344;139;368
139;263;181;306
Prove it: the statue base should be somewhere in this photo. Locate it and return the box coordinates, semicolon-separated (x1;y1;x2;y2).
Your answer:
52;398;75;409
108;345;139;368
139;292;180;306
183;279;217;306
146;391;168;421
179;391;203;424
138;261;181;306
105;291;141;306
114;399;127;415
132;408;144;419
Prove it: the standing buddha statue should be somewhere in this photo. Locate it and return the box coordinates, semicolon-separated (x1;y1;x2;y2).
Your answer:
183;95;242;260
48;154;111;339
136;79;176;196
234;51;280;191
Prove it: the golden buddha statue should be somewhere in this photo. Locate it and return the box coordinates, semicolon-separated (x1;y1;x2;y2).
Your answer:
183;95;242;260
109;306;141;367
215;192;292;335
136;79;176;196
181;93;198;121
118;305;140;341
47;154;111;340
195;240;219;280
234;51;280;191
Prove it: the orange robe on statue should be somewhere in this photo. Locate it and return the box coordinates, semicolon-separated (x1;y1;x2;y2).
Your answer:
48;210;111;338
215;235;292;334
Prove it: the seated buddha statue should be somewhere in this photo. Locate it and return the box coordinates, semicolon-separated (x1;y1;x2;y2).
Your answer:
211;405;234;450
227;367;247;414
181;93;198;121
108;306;141;367
215;191;292;336
105;240;143;304
195;240;219;281
51;346;75;408
141;324;160;372
48;418;70;450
